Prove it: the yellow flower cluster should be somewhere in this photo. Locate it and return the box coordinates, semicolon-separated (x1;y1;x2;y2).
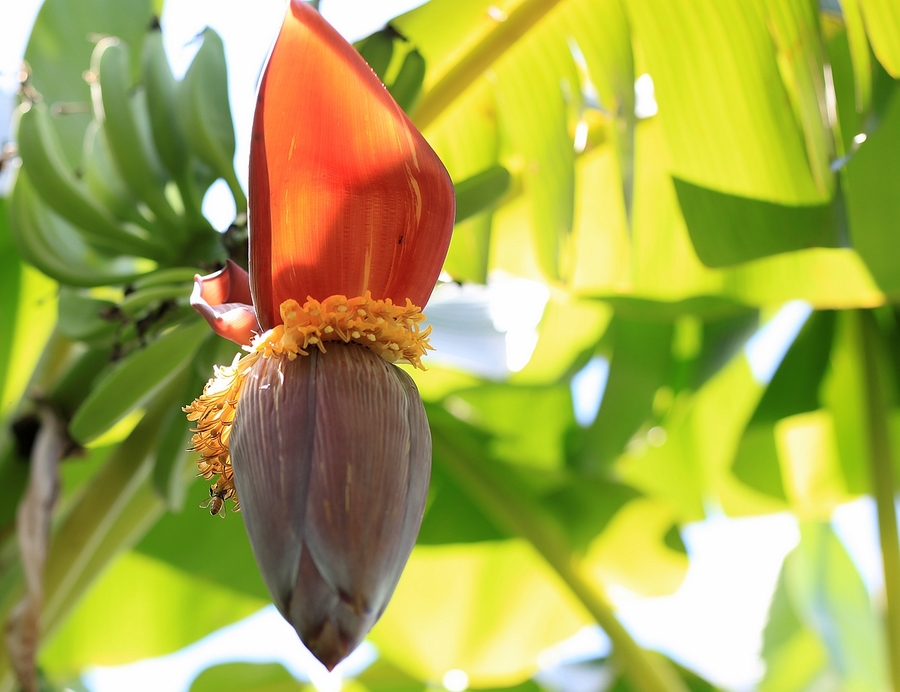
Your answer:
256;293;432;369
183;351;260;512
184;294;432;513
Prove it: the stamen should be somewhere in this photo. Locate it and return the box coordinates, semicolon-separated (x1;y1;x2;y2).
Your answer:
183;350;260;513
185;292;433;514
254;293;431;368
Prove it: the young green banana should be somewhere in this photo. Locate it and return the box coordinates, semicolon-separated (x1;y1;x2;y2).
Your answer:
118;283;190;318
355;28;396;82
93;37;187;241
83;120;156;233
179;28;246;215
132;266;199;289
388;48;427;113
142;27;213;235
9;170;150;287
141;28;188;181
15;103;166;260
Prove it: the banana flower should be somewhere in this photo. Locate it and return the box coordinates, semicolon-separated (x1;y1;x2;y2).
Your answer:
184;0;454;669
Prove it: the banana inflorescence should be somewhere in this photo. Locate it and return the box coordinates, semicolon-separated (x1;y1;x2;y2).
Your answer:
5;16;444;482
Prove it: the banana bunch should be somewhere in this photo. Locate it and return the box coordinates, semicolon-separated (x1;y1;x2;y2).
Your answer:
6;23;247;506
9;22;243;288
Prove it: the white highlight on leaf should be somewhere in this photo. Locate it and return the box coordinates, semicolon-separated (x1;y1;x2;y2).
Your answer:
571;355;610;427
744;300;813;384
443;669;470;692
202;178;237;232
647;425;667;447
573;120;589;154
488;273;550;372
824;63;838;129
634;73;658;119
487;6;508;22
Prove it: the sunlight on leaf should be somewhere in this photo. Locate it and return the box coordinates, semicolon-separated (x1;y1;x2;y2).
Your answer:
370;539;588;688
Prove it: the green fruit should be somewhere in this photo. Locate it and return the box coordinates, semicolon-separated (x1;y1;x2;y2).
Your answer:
16;103;166;260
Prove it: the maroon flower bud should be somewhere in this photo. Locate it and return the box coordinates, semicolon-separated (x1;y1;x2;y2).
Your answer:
231;344;430;669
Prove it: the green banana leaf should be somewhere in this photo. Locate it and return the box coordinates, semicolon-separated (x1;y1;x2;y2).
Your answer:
189;663;305;692
40;551;265;679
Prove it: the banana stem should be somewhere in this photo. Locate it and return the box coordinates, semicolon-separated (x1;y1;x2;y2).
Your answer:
859;310;900;691
431;430;688;692
0;373;183;689
411;0;567;130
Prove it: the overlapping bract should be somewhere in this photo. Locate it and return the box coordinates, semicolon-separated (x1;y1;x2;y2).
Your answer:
232;347;430;669
248;0;455;330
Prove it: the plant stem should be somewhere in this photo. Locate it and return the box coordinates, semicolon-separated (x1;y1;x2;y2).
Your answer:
431;427;688;692
859;309;900;691
410;0;566;130
0;372;183;692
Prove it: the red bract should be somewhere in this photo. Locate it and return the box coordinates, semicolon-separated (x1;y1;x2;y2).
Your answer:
185;0;454;671
248;0;454;330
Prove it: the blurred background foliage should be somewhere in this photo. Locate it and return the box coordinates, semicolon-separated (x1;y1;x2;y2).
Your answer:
2;0;900;690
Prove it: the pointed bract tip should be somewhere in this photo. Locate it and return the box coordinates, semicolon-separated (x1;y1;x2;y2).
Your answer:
249;1;455;329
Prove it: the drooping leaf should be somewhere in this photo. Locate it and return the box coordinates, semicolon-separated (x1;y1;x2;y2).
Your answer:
758;564;827;692
0;198;57;424
417;461;509;545
69;319;209;444
732;311;839;505
0;199;26;423
832;0;872;114
388;48;427;113
513;297;611;386
354;28;396;82
352;657;426;692
582;498;689;597
541;476;638;553
752;311;835;423
453;383;575;470
775;410;851;518
674;179;840;267
821;310;874;494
